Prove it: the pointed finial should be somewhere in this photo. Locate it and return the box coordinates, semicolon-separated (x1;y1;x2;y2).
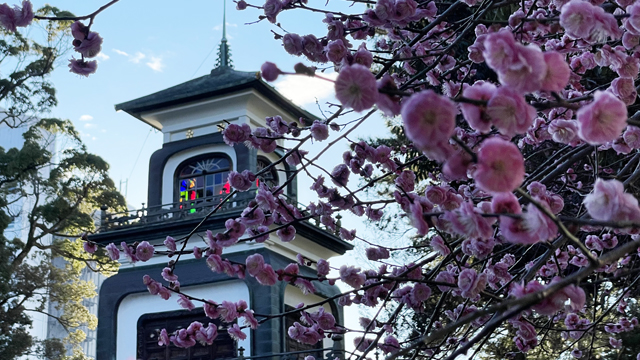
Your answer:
215;0;233;69
222;0;227;41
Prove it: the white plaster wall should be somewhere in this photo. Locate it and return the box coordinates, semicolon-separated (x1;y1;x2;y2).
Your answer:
137;88;307;145
161;144;238;205
116;280;251;360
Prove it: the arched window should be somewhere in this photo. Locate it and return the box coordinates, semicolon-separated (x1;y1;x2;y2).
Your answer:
256;157;279;188
176;155;231;209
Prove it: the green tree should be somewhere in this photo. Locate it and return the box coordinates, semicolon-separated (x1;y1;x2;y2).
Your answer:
0;5;124;358
0;118;125;359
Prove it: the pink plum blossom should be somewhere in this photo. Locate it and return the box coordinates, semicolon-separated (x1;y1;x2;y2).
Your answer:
74;31;103;58
561;0;620;43
401;90;456;161
560;0;596;40
430;235;451;256
105;243;120;260
444;201;493;239
541;51;570;93
164;236;176;254
457;268;487;299
283;33;304;55
158;328;170;346
499;200;559;246
310;120;329;141
460;81;496;133
577;91;627;145
83;241;97;254
178;294;195;311
68;58;97;77
245;254;265;277
0;0;33;32
135;241;154;262
334;64;378;112
609;77;637;106
624;126;640;149
276;225;296;242
228;324;247;341
340;265;366;289
376;74;402;117
261;61;283;82
491;192;522;214
584;178;640;222
263;0;282;23
222;123;251;146
482;29;546;93
474;138;525;193
626;3;640;35
486;86;537;137
548;120;579;145
255;264;278;286
70;21;87;40
229;170;256;191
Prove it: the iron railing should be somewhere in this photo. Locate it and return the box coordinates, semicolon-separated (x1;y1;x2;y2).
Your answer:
97;193;343;235
98;193;253;231
236;347;347;360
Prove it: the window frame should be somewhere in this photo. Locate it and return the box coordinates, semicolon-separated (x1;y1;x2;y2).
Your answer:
256;156;279;189
173;153;233;207
284;305;324;360
136;308;237;360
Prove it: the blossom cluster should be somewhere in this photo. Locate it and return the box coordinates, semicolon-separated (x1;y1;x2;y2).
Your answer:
72;0;640;358
68;20;103;77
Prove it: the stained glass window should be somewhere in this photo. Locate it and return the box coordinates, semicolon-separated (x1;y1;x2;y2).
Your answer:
176;155;231;212
256;157;279;189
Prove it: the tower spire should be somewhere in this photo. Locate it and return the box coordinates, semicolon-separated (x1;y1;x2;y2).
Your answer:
215;0;233;69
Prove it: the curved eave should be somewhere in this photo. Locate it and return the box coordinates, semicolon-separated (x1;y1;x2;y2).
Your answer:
293;221;354;255
114;72;319;128
90;215;353;256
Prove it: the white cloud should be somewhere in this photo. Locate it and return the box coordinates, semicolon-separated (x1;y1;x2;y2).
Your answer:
113;49;129;56
112;49;163;71
79;115;93;121
274;72;338;106
96;52;110;61
146;56;164;72
130;52;146;64
213;22;238;31
84;123;97;129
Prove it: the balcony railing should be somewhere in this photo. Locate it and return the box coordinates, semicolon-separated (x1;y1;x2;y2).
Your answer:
98;193;253;231
97;193;343;236
236;346;347;360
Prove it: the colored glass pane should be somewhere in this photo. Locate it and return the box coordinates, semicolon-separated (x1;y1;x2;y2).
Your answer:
176;156;231;213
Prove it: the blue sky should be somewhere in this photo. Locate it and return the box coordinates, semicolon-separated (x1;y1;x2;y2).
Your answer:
27;0;351;207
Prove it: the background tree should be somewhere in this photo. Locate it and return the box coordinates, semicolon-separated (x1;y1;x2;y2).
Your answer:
0;118;124;359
